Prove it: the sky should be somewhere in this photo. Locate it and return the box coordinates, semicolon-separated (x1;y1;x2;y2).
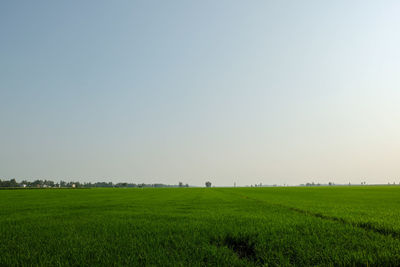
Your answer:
1;1;399;186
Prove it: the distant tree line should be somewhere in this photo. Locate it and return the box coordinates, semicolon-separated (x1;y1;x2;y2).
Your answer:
0;179;190;188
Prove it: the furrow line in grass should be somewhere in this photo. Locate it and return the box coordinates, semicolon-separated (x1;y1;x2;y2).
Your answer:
282;206;400;239
215;189;400;240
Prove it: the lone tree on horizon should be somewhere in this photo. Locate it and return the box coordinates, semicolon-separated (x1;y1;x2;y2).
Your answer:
205;181;211;188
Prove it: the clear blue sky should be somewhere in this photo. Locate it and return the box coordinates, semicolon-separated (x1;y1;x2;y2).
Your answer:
1;1;399;186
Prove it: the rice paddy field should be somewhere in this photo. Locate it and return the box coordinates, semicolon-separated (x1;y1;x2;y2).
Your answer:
1;186;400;266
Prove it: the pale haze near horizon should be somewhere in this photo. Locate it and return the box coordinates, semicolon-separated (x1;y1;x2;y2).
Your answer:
1;1;399;186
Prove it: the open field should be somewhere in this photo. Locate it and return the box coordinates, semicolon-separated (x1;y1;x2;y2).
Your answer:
1;186;400;266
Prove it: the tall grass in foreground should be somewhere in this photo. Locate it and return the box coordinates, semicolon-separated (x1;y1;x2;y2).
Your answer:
1;186;400;266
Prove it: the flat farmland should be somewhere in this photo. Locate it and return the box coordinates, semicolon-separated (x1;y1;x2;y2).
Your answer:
1;186;400;266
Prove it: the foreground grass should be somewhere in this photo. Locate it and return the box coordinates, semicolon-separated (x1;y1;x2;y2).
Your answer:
1;186;400;266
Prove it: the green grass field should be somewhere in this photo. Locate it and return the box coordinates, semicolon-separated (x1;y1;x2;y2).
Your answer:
1;186;400;266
